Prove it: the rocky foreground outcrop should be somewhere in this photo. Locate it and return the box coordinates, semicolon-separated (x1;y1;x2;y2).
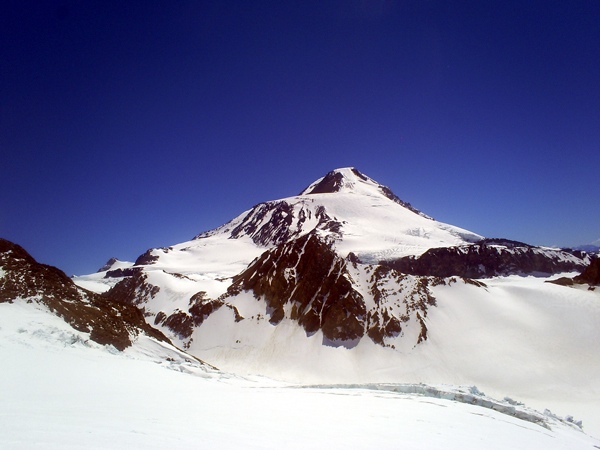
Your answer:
0;238;170;350
547;257;600;288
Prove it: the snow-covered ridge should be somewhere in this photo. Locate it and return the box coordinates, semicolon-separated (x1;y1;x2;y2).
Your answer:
300;167;431;217
190;167;481;260
384;238;589;278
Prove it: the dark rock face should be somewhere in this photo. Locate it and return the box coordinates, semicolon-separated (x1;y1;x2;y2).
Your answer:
105;267;142;278
548;257;600;287
134;249;159;266
226;233;438;347
0;239;85;303
547;277;574;286
162;310;194;340
230;201;299;246
301;170;346;194
230;233;366;343
106;271;160;307
0;238;170;350
98;257;119;272
383;239;588;279
227;200;342;247
574;258;600;285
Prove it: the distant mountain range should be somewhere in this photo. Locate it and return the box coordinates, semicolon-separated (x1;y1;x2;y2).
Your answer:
572;243;600;254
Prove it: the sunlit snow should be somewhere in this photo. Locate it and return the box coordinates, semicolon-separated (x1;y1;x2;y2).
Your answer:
2;301;598;449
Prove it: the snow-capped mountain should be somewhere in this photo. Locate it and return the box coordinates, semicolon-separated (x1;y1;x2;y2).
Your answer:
76;169;476;346
75;167;590;349
573;242;600;256
2;167;600;445
71;167;600;436
1;235;598;448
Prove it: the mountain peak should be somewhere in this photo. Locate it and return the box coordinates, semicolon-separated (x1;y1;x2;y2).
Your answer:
299;167;371;195
300;167;428;217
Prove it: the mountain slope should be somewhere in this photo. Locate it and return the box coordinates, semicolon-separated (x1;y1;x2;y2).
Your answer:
0;237;171;350
72;167;599;435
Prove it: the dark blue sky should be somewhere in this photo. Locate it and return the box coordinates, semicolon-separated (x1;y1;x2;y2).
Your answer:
2;1;599;275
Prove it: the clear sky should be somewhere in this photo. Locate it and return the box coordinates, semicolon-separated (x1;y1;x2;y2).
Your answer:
2;1;599;275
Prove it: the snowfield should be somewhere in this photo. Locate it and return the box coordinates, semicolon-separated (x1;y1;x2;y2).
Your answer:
1;301;599;450
155;273;600;436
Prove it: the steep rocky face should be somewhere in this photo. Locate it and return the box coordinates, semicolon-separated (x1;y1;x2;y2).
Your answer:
548;257;600;287
225;200;342;247
106;270;161;307
383;239;588;278
225;233;441;347
229;233;366;344
575;258;600;285
0;238;169;350
97;257;119;272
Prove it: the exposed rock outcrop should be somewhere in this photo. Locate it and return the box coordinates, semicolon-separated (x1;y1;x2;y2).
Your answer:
300;168;427;217
0;238;169;350
224;233;440;347
574;258;600;285
229;233;366;343
383;239;588;279
547;257;600;288
97;257;119;272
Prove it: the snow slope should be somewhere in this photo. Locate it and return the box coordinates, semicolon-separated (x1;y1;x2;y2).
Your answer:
183;273;600;435
1;301;598;450
297;167;483;261
73;258;134;293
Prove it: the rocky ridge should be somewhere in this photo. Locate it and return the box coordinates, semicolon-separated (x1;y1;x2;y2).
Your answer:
384;238;589;279
0;238;170;350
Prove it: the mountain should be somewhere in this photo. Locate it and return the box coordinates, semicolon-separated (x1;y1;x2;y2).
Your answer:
572;243;600;255
0;235;597;448
2;166;600;445
73;167;600;436
76;167;485;347
75;167;590;348
0;237;174;351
